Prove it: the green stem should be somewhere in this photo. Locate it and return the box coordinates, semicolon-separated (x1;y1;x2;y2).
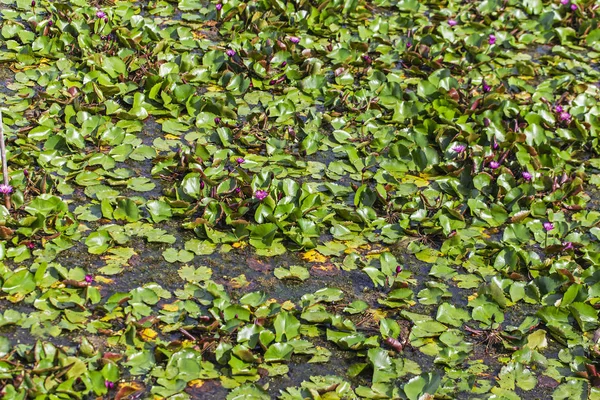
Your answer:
0;110;10;210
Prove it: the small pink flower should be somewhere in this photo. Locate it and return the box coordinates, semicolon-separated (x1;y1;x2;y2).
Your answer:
522;171;532;181
543;222;554;232
559;112;571;122
396;265;402;273
0;184;13;194
560;0;569;4
26;242;35;249
362;54;372;64
225;49;236;57
85;275;93;283
482;81;491;92
489;161;500;169
96;10;106;19
236;158;245;164
562;242;573;251
570;4;577;10
288;36;300;44
555;105;563;113
448;19;458;26
105;380;115;389
255;190;268;201
214;117;221;124
452;144;466;153
216;3;222;10
488;34;496;45
406;42;412;48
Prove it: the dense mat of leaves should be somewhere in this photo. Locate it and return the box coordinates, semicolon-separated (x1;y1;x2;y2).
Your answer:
2;0;600;398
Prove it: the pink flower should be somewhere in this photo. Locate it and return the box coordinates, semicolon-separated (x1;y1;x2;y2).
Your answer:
255;190;268;201
489;161;500;169
396;265;402;273
0;184;13;194
236;158;245;164
225;49;236;57
562;242;574;251
26;242;35;249
559;112;571;122
522;171;532;181
216;3;222;10
85;275;93;283
289;36;300;44
96;10;106;19
555;105;563;113
448;19;458;26
452;144;466;153
543;222;554;232
482;81;491;92
570;4;577;10
560;0;569;4
488;34;496;45
214;117;221;124
105;380;115;389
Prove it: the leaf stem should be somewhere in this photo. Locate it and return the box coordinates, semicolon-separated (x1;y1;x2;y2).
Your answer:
0;110;10;210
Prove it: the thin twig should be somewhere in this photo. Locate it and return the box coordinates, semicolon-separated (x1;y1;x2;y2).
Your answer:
0;110;10;209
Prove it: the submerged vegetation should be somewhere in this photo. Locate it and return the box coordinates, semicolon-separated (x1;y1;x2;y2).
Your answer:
1;0;600;398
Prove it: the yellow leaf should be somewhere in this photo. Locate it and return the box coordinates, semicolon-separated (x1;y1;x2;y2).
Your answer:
403;174;429;187
141;328;158;341
162;303;179;312
165;134;180;140
116;381;145;399
302;249;327;263
7;294;25;303
230;274;249;289
189;379;204;388
95;276;113;284
232;241;247;249
371;309;387;322
281;300;296;311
